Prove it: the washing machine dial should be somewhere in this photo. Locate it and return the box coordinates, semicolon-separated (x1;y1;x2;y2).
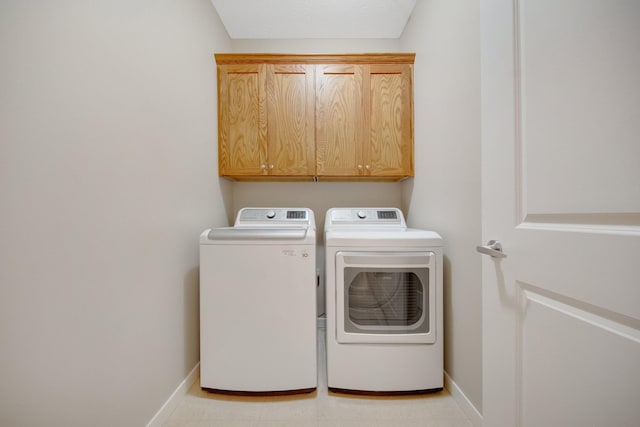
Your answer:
357;210;367;219
266;210;276;219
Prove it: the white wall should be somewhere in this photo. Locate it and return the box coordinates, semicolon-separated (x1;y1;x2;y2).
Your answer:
0;1;231;425
231;38;401;54
401;0;483;412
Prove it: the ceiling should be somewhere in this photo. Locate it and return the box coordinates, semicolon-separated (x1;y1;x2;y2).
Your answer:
210;0;417;39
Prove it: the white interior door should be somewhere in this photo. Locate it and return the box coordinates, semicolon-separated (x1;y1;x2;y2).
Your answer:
480;1;640;426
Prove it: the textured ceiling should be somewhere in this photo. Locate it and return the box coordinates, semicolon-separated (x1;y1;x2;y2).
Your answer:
210;0;416;39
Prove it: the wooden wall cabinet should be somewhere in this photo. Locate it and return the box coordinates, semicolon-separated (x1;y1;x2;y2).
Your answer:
218;63;266;177
216;54;414;181
266;64;315;178
218;62;315;180
316;63;413;179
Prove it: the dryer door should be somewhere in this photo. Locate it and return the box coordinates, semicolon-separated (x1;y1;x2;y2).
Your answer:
335;251;436;344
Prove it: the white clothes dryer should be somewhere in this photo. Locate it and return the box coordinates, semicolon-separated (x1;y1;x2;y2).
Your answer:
200;208;317;394
324;207;443;393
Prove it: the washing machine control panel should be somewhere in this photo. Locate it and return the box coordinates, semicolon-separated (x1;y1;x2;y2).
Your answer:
328;208;404;226
236;208;311;225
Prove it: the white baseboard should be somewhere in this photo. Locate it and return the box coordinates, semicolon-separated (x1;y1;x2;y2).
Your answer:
146;363;200;427
444;371;482;427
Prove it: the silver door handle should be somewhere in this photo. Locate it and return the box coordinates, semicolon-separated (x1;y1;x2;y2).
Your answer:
476;240;507;258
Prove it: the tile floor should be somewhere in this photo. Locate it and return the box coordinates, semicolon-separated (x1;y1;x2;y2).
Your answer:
163;329;472;427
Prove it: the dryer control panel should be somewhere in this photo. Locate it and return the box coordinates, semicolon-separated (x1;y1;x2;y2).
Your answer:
327;208;405;227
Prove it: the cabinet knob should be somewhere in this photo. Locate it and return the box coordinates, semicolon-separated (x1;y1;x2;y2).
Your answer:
365;164;371;170
260;164;266;169
357;164;363;170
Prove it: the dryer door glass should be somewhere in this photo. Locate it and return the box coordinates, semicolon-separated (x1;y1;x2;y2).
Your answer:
335;251;436;344
344;268;428;334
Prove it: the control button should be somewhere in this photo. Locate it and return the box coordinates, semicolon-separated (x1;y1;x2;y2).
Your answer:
357;210;367;219
266;210;276;219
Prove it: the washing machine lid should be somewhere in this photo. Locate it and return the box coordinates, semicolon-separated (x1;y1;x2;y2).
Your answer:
325;228;443;247
201;226;316;245
205;226;308;239
201;207;316;245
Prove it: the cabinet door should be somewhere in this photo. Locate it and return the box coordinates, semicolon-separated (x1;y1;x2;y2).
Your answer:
218;64;267;176
266;64;315;176
316;65;364;176
365;64;413;177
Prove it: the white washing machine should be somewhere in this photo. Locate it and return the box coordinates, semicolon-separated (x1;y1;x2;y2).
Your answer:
200;207;317;394
324;207;443;393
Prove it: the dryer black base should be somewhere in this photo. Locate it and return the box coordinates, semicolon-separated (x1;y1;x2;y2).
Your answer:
328;387;443;396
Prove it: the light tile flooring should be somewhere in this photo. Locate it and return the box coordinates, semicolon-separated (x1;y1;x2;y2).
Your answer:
164;329;472;427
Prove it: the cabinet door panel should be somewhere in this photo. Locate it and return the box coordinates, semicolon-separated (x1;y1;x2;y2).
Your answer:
218;64;267;176
316;65;363;176
367;64;413;177
267;64;315;176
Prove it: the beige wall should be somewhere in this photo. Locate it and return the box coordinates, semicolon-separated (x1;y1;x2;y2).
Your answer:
401;0;483;412
0;0;231;425
0;1;483;423
230;38;401;54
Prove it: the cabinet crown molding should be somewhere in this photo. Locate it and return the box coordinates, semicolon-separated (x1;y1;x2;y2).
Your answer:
215;53;415;65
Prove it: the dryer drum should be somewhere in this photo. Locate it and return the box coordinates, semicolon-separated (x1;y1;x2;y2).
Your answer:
346;271;425;327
